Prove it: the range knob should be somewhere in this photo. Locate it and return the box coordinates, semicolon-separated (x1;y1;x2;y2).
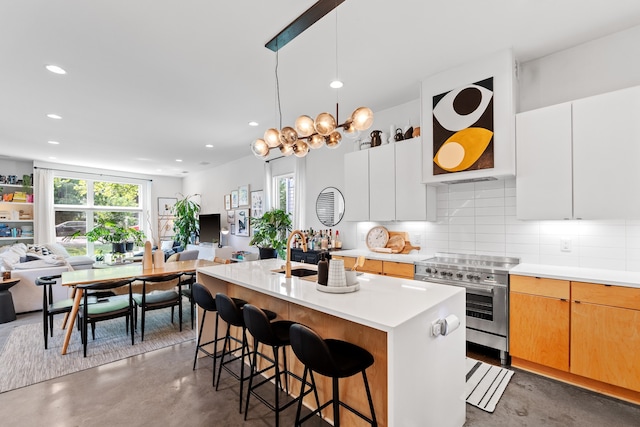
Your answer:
440;271;447;276
456;273;463;279
446;272;453;277
473;275;481;280
425;267;432;273
466;274;474;280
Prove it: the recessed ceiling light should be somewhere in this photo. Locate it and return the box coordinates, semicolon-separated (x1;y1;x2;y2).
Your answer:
47;113;62;120
47;140;60;145
45;64;67;75
330;80;343;89
176;159;183;162
205;144;213;148
248;121;259;127
49;156;57;160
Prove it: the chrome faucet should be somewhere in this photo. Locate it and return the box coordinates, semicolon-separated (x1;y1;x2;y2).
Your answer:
285;229;307;278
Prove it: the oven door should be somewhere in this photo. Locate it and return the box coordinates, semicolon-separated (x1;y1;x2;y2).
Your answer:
465;282;507;337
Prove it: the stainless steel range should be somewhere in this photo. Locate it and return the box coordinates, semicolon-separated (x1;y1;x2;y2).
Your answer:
414;253;519;365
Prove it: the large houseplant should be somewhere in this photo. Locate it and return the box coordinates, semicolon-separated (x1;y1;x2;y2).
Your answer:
249;209;292;259
172;194;200;249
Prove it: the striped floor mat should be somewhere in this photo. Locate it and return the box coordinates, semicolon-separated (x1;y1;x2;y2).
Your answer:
465;357;514;412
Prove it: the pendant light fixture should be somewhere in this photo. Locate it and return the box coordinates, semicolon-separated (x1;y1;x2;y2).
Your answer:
251;0;373;159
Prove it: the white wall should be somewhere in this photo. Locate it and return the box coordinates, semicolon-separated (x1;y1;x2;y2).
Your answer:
519;24;640;112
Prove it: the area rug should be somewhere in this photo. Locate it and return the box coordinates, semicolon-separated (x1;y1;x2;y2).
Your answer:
465;357;514;412
0;311;195;393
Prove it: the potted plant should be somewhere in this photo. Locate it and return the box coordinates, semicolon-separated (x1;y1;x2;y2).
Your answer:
172;194;200;249
249;209;292;259
85;219;145;253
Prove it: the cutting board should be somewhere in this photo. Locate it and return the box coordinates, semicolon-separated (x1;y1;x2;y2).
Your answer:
387;231;420;254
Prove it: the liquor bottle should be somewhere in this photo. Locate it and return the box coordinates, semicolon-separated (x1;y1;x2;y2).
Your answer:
317;253;328;286
334;230;342;249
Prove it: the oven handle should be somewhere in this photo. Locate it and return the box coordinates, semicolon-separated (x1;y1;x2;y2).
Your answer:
464;283;494;296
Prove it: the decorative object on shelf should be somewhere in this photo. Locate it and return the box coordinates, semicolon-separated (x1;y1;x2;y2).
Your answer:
394;128;404;142
249;209;292;259
231;190;238;208
235;208;250;237
403;126;414;140
251;1;372;159
237;184;249;206
250;190;264;218
413;126;421;138
171;193;201;248
224;194;231;210
370;130;382;147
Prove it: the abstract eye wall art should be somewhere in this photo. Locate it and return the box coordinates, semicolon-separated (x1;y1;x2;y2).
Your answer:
432;77;494;175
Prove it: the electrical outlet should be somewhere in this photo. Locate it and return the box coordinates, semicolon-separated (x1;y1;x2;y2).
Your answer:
560;238;572;252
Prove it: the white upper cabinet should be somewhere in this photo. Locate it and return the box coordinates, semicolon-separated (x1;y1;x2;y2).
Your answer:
516;103;573;219
344;139;436;222
369;144;395;221
395;138;436;221
515;85;640;220
343;150;369;221
572;86;640;219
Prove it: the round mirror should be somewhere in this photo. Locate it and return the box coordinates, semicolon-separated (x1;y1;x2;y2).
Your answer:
316;187;345;227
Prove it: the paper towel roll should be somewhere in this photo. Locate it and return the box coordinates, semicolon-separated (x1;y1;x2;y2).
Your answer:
443;314;460;336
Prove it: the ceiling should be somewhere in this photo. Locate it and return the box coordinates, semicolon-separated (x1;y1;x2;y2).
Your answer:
2;0;640;177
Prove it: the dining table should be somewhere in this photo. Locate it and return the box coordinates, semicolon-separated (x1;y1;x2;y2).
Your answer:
60;259;215;355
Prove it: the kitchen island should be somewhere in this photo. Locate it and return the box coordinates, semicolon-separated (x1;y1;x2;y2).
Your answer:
196;258;466;427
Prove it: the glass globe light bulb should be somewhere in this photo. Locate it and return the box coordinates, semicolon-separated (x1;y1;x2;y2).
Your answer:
280;144;294;156
314;112;337;136
308;134;325;149
293;140;310;157
351;107;374;131
295;115;315;137
251;139;269;157
342;120;361;140
279;126;298;147
326;131;342;149
264;128;281;148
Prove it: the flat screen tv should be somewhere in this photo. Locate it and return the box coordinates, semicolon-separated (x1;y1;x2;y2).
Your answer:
198;213;221;245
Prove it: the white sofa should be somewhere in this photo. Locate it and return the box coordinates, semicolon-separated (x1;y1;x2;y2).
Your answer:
1;242;94;313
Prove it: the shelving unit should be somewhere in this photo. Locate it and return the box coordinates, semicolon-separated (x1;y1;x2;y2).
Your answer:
0;183;34;244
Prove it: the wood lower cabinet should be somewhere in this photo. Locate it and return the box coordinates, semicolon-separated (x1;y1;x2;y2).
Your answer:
332;255;413;279
570;282;640;392
509;275;570;371
510;275;640;403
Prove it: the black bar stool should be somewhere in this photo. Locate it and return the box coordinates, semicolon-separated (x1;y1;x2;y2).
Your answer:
289;323;378;427
214;293;276;413
191;283;247;386
242;304;319;427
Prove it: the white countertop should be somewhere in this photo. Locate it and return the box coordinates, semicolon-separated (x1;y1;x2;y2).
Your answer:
197;258;463;332
510;264;640;289
331;249;426;263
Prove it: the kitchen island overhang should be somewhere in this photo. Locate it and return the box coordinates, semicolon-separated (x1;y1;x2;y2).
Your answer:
196;259;466;427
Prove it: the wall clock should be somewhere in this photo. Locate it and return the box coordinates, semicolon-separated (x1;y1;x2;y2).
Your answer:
366;226;389;250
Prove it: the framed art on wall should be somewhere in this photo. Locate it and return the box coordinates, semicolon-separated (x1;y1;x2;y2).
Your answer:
158;197;177;217
224;194;231;210
235;208;250;237
231;190;239;208
250;190;264;218
238;185;249;206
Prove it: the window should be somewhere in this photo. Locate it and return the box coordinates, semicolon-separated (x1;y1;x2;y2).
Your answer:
273;173;294;216
54;175;145;257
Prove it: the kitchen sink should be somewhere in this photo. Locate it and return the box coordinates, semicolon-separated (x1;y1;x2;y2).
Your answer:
272;267;318;278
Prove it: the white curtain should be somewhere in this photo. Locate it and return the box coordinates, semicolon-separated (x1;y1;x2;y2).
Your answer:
293;157;306;230
34;168;55;244
264;161;273;211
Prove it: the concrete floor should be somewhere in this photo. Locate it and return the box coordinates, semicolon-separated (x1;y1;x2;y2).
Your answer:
1;312;640;426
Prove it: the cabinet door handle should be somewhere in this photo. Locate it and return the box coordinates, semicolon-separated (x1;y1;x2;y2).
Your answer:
560;298;568;302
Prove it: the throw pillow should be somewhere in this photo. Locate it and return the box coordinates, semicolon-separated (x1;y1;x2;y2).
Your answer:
44;243;71;258
27;244;52;256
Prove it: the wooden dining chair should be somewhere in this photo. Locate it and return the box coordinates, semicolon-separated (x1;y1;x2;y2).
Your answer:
132;272;184;341
76;278;136;357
